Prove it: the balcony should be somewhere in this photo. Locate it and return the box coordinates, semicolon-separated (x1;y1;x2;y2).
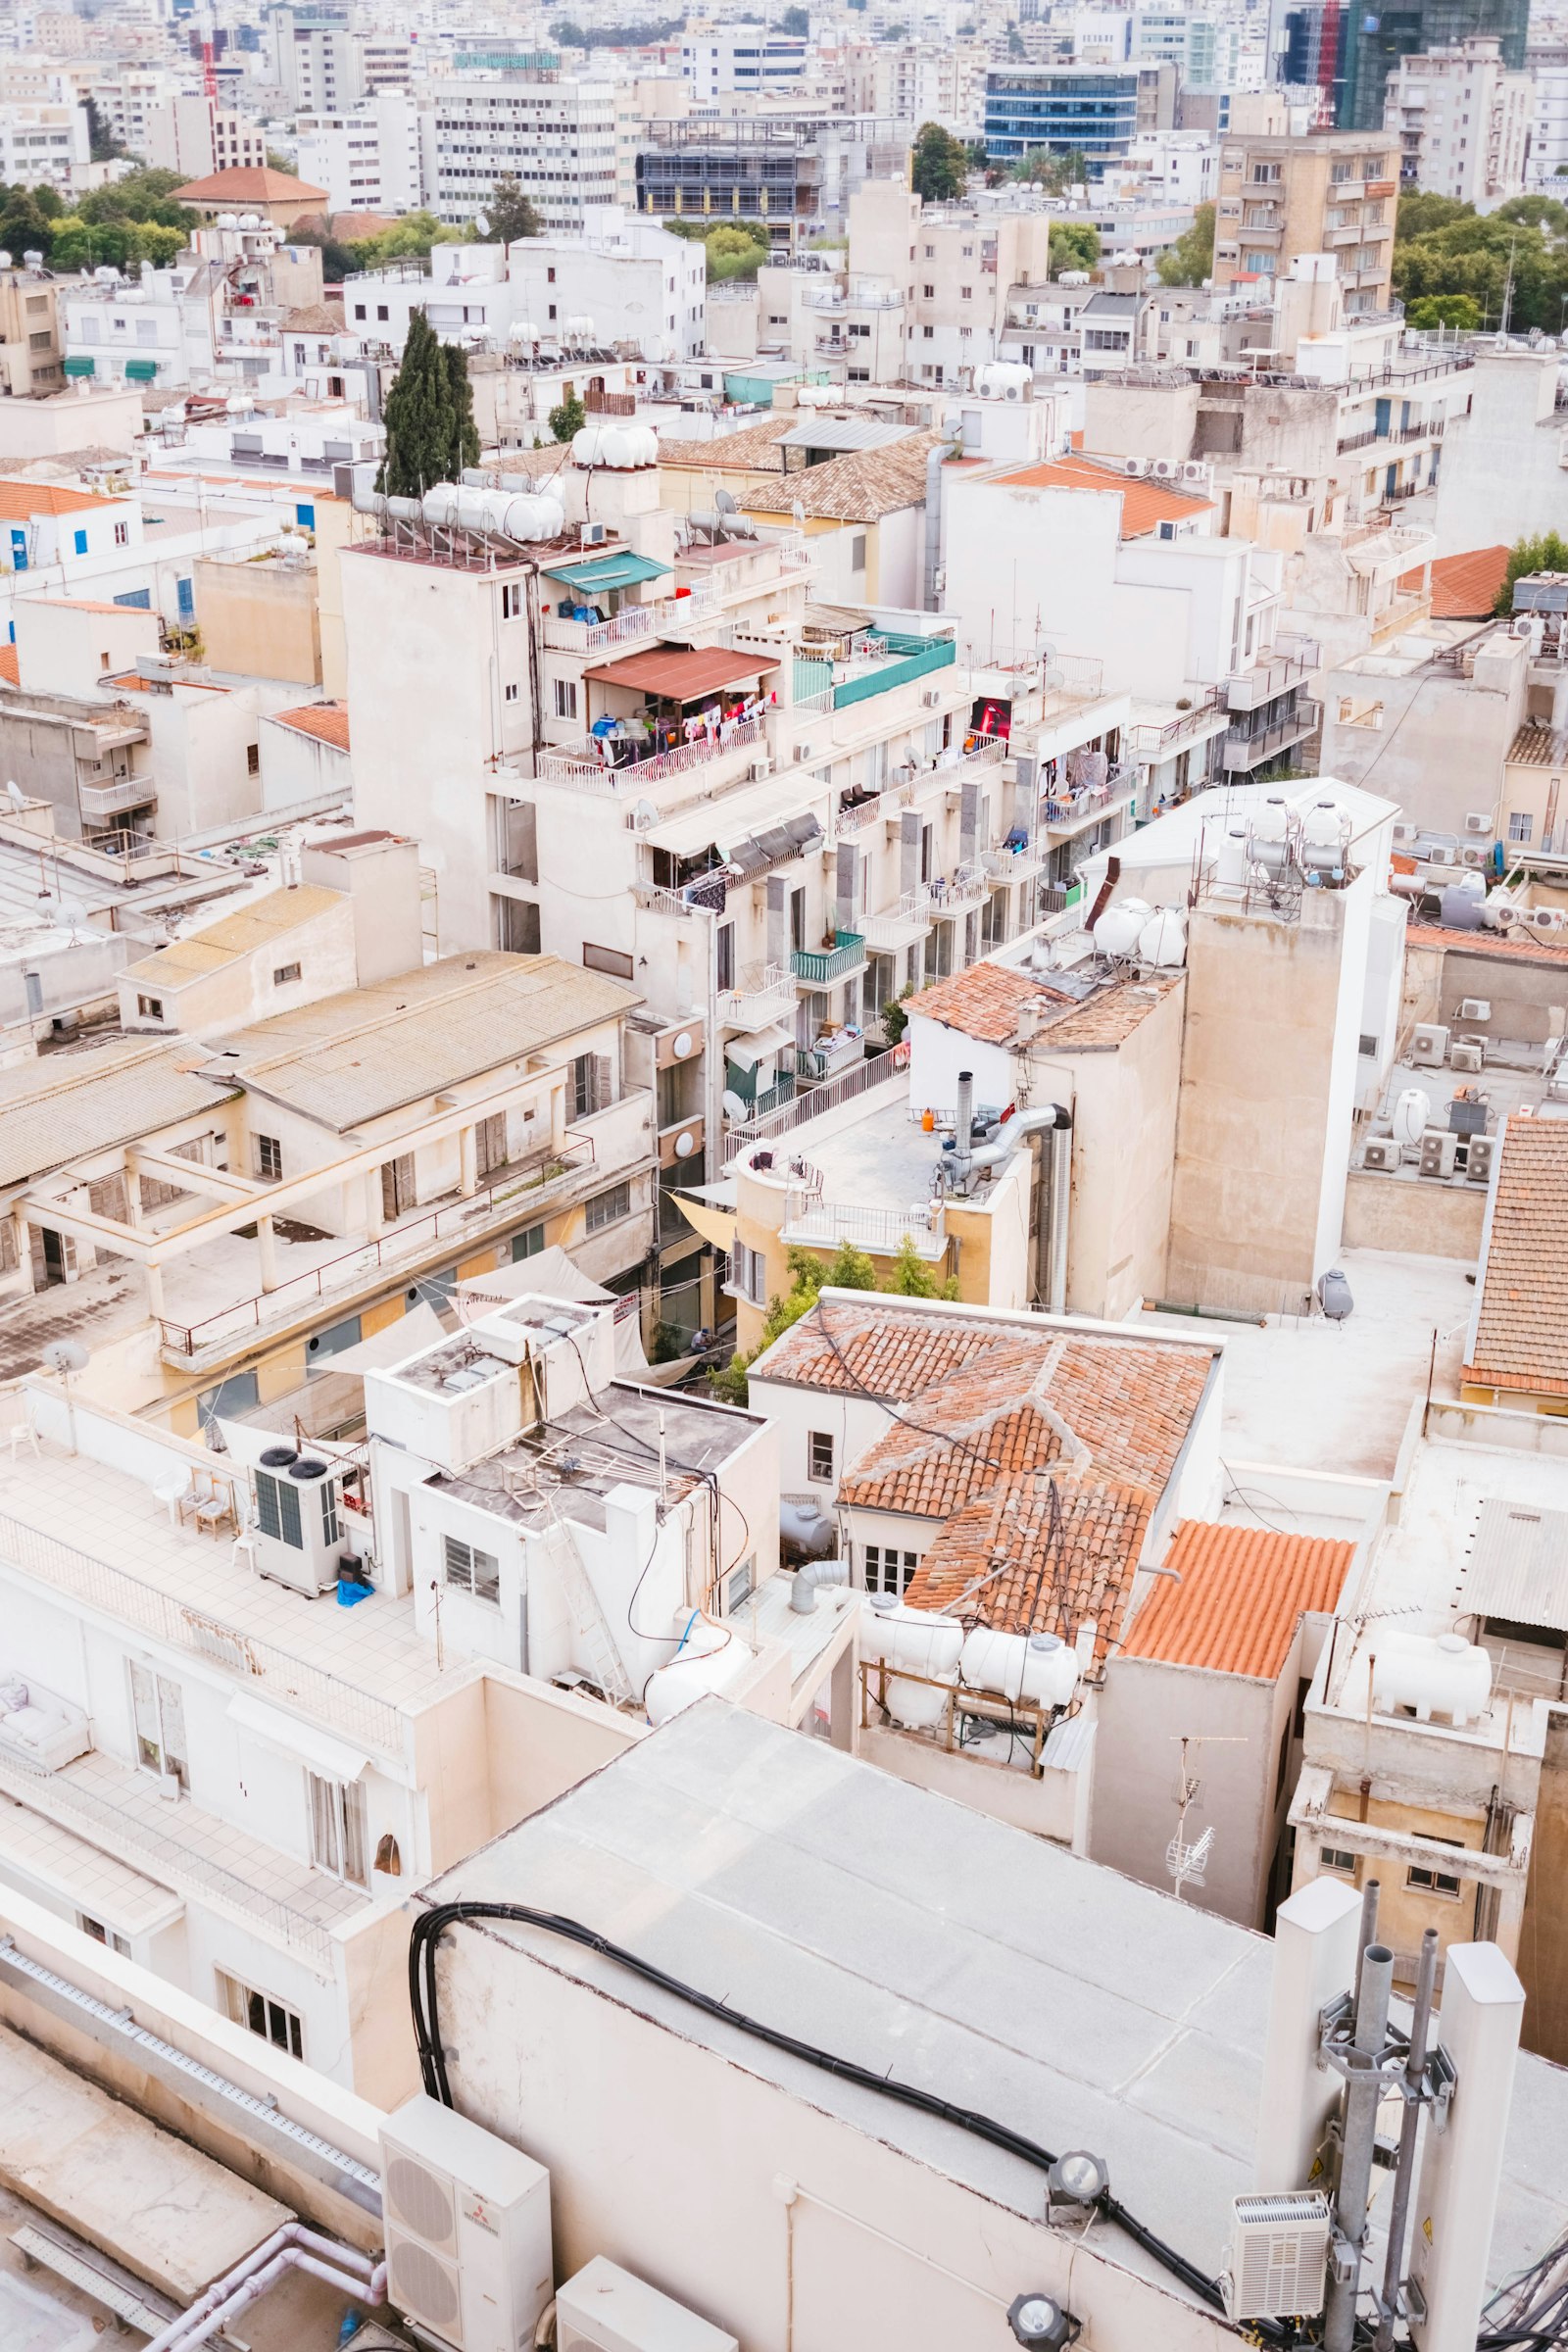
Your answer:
985;842;1046;883
718;961;796;1030
535;713;766;792
1128;691;1229;760
1043;781;1136;842
79;774;155;818
930;860;989;918
792;929;866;987
541;604;656;656
860;890;935;951
780;1195;946;1260
1227;644;1321;710
797;1033;865;1083
1223;697;1321;771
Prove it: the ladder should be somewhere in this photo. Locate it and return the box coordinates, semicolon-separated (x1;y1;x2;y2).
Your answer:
555;1526;636;1709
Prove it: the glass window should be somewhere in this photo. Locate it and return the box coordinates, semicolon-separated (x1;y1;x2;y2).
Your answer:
255;1134;282;1181
585;1179;630;1232
219;1970;303;2060
808;1431;834;1482
128;1663;186;1786
864;1544;917;1596
443;1533;501;1602
308;1771;368;1885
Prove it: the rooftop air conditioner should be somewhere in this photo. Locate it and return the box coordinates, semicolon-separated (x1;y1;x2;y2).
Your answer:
749;758;772;781
1464;811;1493;835
1449;1041;1484;1073
380;2093;553;2352
1362;1137;1399;1172
1181;460;1208;481
792;742;813;762
253;1448;349;1595
1151;457;1177;479
1123;456;1142;475
1457;998;1492;1022
557;2257;739;2352
1425;843;1457;867
1221;2193;1331;2324
1392;821;1416;846
1466;1133;1496;1184
1420;1126;1458;1178
921;687;944;706
1460;844;1490;869
1410;1022;1448;1066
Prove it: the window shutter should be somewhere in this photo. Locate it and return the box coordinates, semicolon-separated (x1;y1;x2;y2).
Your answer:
594;1054;612;1111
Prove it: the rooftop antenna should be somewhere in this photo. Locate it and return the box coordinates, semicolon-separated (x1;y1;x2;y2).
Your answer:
41;1337;88;1454
1164;1733;1243;1899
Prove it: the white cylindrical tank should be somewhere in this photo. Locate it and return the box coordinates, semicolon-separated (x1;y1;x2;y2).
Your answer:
598;426;633;468
645;1617;755;1726
509;318;540;343
860;1601;963;1678
1137;907;1187;967
565;315;595;340
570;424;607;466
1301;799;1348;869
625;424;658;466
1250;795;1294;872
1392;1088;1432;1149
1215;826;1250;888
1092;896;1152;959
497;491;564;541
960;1628;1078;1709
1369;1630;1492;1727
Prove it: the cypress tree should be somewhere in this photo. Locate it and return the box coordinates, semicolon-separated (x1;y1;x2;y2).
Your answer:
443;340;481;477
379;310;466;496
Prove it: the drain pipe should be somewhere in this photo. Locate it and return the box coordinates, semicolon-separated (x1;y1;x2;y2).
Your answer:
791;1556;849;1612
1047;1120;1071;1316
140;2224;383;2352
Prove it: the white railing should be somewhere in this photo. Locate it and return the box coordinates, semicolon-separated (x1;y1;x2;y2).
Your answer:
860;889;935;949
539;714;765;792
717;962;795;1028
963;733;1009;766
541;604;657;656
723;1049;905;1161
782;1195;947;1259
633;880;702;920
985;843;1045;880
932;860;989;913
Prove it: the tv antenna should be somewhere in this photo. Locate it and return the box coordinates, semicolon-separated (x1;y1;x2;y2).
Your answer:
1164;1733;1244;1900
41;1336;88;1454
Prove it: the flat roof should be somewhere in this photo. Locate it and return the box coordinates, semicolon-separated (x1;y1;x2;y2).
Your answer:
421;1702;1568;2315
0;1040;238;1191
122;883;342;987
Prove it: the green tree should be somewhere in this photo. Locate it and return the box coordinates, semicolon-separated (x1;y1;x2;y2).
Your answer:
781;5;809;29
548;386;587;443
1395;190;1473;241
1155;200;1215;287
1404;292;1483;330
1009;144;1086;194
705;221;768;280
379;310;476;495
1049;220;1100;276
0;188;56;262
1494;531;1568;615
884;1235;959;1298
709;1243;880;1404
482;174;543;245
1392;196;1568;333
84;97;130;163
910;121;970;204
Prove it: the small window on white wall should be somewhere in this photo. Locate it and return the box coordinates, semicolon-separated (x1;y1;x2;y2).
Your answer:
554;677;577;719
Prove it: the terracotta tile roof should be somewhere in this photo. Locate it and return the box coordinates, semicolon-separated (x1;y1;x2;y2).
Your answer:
1506;724;1568;767
172;166;327;204
1408;920;1568;970
905;1477;1155;1661
1465;1111;1568;1396
1032;971;1184;1050
1399;544;1507;620
0;645;17;687
0;482;115;520
997;452;1214;540
743;432;942;523
656;416;793;473
906;963;1182;1053
754;1299;1027;1398
281;304;344;335
1116;1521;1352;1680
270;700;350;752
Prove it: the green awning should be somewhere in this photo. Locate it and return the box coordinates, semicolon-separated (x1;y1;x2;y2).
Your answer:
63;355;94;378
540;550;671;593
123;359;159;381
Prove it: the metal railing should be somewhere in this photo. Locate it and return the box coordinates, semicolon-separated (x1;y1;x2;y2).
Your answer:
156;1137;598;1358
0;1742;342;1970
860;889;935;949
782;1194;946;1258
1128;689;1228;758
718;962;795;1027
79;774;155;815
1226;646;1321;709
1223;698;1322;769
749;1072;796;1119
723;1049;904;1161
0;1505;403;1756
934;860;988;913
791;930;865;986
541;604;656;656
538;714;764;791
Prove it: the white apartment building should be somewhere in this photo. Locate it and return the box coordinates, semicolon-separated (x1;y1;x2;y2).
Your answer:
1527;46;1568;187
680;27;808;101
1104;128;1219;210
1385;38;1532;204
1133;9;1242;91
270;4;359;116
420;76;617;235
868;41;985;135
296;93;422;216
146;95;268;182
78;64;170;160
0;97;87;192
849;179;1057;389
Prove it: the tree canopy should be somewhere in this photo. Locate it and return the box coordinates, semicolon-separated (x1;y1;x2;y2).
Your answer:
379;311;479;496
1156;201;1215;287
548;386;586;444
1494;531;1568;615
910;122;970;204
1008;145;1087;195
708;1237;957;1404
483;175;543;246
1049;220;1101;276
1393;191;1568;333
662;217;769;278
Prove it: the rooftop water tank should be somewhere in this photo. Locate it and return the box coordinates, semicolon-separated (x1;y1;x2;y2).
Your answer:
1392;1087;1431;1149
1092;897;1152;959
1370;1630;1492;1727
1137;907;1187;967
860;1601;963;1679
960;1627;1078;1709
645;1618;755;1726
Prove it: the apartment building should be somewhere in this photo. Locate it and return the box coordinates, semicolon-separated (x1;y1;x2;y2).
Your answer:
420;75;616;235
1527;44;1568;186
295;93;421;217
270;4;358;116
1213;129;1396;315
0;98;87;192
848;179;1057;389
1385;37;1532;201
636;117;909;249
983;61;1175;167
0;263;59;397
680;27;808;100
1132;9;1243;92
146;96;268;182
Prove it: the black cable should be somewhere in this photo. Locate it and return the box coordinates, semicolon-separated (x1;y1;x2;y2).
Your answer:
811;1297;1013;1481
408;1900;1267;2336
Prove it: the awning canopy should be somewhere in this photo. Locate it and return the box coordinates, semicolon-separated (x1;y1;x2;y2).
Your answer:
725;1022;794;1072
63;355;94;378
541;550;672;593
123;359;160;382
584;645;778;703
227;1692;369;1781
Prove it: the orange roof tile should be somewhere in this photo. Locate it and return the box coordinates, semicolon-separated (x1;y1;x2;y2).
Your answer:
1399;544;1507;620
997;452;1214;539
0;483;116;521
905;1477;1155;1660
1117;1521;1352;1680
270;701;350;752
172;166;327;204
0;645;17;687
1409;920;1568;970
1464;1111;1568;1397
27;595;154;617
907;963;1181;1052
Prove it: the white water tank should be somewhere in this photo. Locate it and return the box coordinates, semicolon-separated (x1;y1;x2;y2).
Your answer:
1137;907;1187;966
860;1600;963;1677
1370;1630;1492;1727
960;1628;1078;1709
597;425;633;468
1093;896;1152;959
645;1618;755;1726
1250;795;1294;871
977;361;1032;401
1301;799;1348;869
624;424;658;466
1392;1087;1432;1149
509;318;540;343
570;424;608;466
1215;826;1250;888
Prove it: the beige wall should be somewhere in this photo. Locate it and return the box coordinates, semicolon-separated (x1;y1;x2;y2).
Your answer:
195;554;322;686
1038;981;1185;1319
1341;1169;1486;1258
1520;1711;1568;2063
313;493;351;701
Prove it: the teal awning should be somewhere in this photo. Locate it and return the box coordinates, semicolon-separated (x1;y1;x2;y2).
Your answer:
63;355;94;378
123;359;159;381
540;550;671;593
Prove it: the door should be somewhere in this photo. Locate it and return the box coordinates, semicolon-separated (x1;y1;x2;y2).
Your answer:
475;1112;507;1179
381;1154;416;1219
789;886;807;952
39;1227;68;1287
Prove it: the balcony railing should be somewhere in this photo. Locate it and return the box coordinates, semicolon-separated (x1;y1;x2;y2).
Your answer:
722;1049;904;1161
1223;698;1322;770
791;930;865;986
718;961;796;1029
748;1072;796;1119
541;603;656;656
781;1195;946;1259
797;1034;865;1083
985;842;1046;882
1227;645;1321;710
1128;690;1229;759
538;714;765;791
860;889;935;950
156;1134;603;1360
933;860;988;916
79;774;155;816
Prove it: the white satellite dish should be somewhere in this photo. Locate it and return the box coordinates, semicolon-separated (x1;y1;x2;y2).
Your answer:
722;1090;749;1123
632;797;660;831
5;778;24;811
41;1338;86;1376
474;210;491;237
714;486;737;514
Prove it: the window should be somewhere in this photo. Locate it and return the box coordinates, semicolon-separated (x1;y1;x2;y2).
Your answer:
497;895;540;954
851;532;866;573
273;962;302;986
1508;810;1533;843
73;527;86;555
716;921;735;994
808;1430;834;1483
959;286;972;302
922;283;934;297
114;520;129;547
1406;1838;1464;1897
725;1555;756;1611
585;1179;630;1233
376;304;388;321
308;1770;368;1885
353;304;367;320
1320;1846;1358;1877
729;1242;765;1304
554;677;577;718
501;580;523;618
444;1532;500;1601
505;679;519;702
571;1051;611;1118
864;1543;917;1596
255;1134;282;1181
219;1970;303;2061
128;1663;186;1788
136;993;164;1019
79;1913;129;1954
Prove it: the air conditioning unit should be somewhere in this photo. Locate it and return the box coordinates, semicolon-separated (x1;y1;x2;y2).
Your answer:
1392;821;1417;846
379;2093;552;2352
1181;460;1208;481
1410;1022;1449;1066
921;687;944;707
557;2258;739;2352
748;758;772;781
1464;811;1493;835
1449;1041;1485;1073
1466;1133;1496;1185
1151;457;1177;479
1460;844;1490;869
580;522;606;545
253;1449;350;1595
1511;612;1535;637
1362;1137;1400;1171
1425;843;1457;867
1421;1126;1458;1178
1536;906;1568;932
1123;456;1142;475
1222;2193;1331;2324
792;742;813;762
1457;998;1492;1022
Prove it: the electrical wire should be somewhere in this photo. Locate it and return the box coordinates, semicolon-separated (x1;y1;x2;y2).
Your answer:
407;1900;1264;2333
811;1297;1010;1480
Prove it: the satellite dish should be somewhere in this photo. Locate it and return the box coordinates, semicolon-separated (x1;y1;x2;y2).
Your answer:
5;779;24;810
42;1339;87;1375
722;1090;749;1123
632;797;660;830
474;210;491;236
714;486;737;513
791;499;806;529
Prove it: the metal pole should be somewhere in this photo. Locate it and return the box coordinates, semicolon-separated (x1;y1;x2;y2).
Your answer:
1325;1939;1395;2352
1373;1928;1440;2352
1352;1877;1381;2011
